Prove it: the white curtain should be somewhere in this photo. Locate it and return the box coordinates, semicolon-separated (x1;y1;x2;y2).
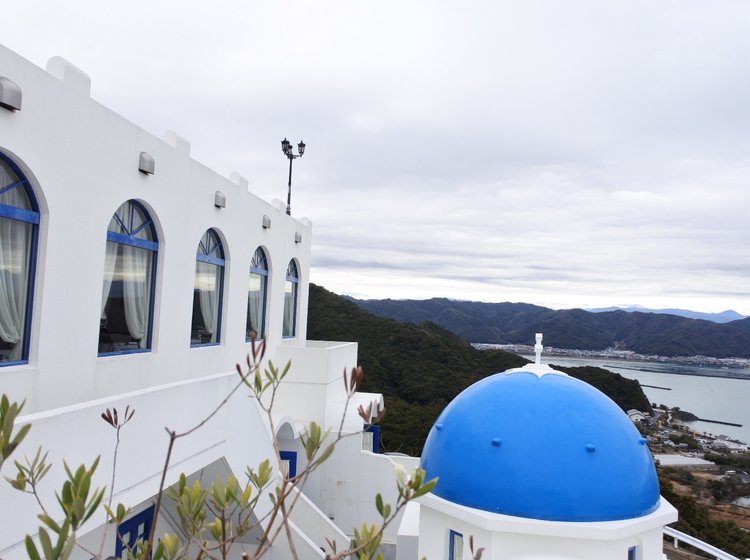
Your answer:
282;280;296;337
122;245;151;348
197;261;219;342
246;274;264;338
100;241;119;319
0;209;31;360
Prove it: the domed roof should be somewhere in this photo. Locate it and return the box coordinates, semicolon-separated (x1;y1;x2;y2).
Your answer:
420;364;660;522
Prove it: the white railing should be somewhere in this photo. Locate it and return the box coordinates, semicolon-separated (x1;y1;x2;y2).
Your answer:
286;484;349;553
664;526;745;560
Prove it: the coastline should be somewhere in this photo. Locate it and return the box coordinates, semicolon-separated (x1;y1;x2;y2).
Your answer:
474;342;750;380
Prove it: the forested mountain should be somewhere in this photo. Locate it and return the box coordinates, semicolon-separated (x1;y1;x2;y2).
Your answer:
351;297;750;358
587;306;746;323
308;284;652;455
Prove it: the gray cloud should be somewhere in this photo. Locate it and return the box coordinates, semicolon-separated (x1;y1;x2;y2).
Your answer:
5;0;750;314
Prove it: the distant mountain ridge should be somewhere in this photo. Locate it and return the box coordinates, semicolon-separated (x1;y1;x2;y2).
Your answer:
586;306;746;324
308;284;651;455
350;297;750;359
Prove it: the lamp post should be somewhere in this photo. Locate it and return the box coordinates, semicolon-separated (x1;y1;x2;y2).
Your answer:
281;138;306;215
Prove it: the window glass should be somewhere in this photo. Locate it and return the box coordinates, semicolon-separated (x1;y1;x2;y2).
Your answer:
282;260;298;338
246;247;268;341
0;154;39;364
99;200;157;354
191;229;224;346
449;530;463;560
116;505;154;559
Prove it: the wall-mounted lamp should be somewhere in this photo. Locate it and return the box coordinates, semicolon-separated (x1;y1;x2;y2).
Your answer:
214;191;226;209
138;152;155;175
262;215;271;229
0;77;22;111
294;232;302;244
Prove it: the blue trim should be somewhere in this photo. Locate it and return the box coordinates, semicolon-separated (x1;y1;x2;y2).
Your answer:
628;546;637;560
190;342;220;348
246;269;268;341
98;348;151;357
364;425;381;454
292;279;298;335
130;218;153;238
280;451;297;479
248;248;269;340
286;259;299;282
214;263;224;344
145;246;157;350
0;150;40;367
0;179;27;197
251;247;268;271
20;213;39;362
191;231;224;347
196;253;225;266
116;504;155;558
0;152;40;212
109;200;158;241
0;359;28;367
0;204;39;224
282;259;299;338
112;212;128;234
282;281;298;338
197;229;224;259
99;200;158;356
448;530;462;560
106;231;158;251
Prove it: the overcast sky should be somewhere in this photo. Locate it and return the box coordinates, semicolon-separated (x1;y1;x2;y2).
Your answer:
5;1;750;314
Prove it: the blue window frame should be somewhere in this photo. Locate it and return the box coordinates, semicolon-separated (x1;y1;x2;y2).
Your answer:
246;247;268;341
0;151;39;366
282;260;299;338
627;546;637;560
116;504;155;558
279;450;297;480
99;200;158;355
191;229;225;346
363;424;381;454
448;530;463;560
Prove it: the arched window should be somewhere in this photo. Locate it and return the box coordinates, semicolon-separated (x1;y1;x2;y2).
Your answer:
0;152;39;364
191;229;224;346
99;200;157;354
246;247;268;341
282;260;299;338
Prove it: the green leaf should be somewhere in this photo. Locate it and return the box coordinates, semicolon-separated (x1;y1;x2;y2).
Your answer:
280;360;292;380
38;514;61;533
38;527;54;560
412;478;438;498
59;531;75;560
25;535;42;560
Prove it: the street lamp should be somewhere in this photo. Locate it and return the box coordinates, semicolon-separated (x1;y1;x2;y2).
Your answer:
281;138;306;215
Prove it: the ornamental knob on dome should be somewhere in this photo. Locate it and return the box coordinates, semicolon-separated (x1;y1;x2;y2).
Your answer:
420;367;660;522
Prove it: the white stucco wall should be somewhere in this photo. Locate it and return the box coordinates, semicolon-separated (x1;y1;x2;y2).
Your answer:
304;435;420;544
0;44;312;416
417;494;677;560
0;44;346;560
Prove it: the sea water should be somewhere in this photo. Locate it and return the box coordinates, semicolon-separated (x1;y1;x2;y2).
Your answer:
520;355;750;444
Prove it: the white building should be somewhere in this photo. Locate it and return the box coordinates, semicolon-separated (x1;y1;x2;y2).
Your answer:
1;43;738;560
0;44;414;560
408;354;677;560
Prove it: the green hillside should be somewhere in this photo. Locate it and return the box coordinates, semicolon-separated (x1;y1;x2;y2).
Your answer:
308;284;653;455
352;297;750;358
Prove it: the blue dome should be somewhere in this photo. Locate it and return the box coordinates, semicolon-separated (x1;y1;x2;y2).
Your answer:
420;368;660;522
